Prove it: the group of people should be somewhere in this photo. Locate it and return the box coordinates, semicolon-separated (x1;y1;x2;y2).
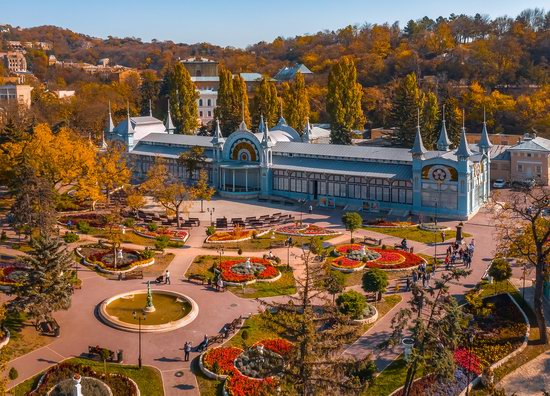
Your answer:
154;270;171;285
444;239;475;270
406;260;434;290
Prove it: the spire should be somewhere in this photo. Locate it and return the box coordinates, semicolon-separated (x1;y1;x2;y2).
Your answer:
410;108;426;157
455;109;472;159
101;129;108;150
302;117;312;143
210;118;225;145
436;104;451;151
126;102;134;135
260;114;272;147
105;101;115;134
477;107;493;152
276;98;286;126
239;100;248;131
149;99;153;117
164;99;175;134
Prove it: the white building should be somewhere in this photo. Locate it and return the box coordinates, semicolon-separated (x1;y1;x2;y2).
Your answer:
0;84;33;108
197;89;217;125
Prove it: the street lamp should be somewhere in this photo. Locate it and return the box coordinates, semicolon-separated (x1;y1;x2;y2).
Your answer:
434;180;443;268
466;330;475;396
132;310;146;369
286;237;293;269
217;246;224;268
207;207;215;226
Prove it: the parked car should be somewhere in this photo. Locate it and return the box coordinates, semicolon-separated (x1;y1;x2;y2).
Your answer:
492;179;507;188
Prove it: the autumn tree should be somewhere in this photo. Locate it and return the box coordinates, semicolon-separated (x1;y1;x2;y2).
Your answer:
252;76;280;129
139;70;161;116
95;143;131;204
386;269;470;395
167;63;199;133
327;57;365;145
422;91;440;149
492;186;550;343
388;73;424;147
190;169;215;213
8;235;74;328
178;146;206;181
126;186;146;217
143;157;189;227
283;72;310;132
233;74;251;129
215;65;239;136
262;250;373;395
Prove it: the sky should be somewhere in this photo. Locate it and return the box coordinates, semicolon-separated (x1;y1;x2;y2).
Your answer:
2;0;547;48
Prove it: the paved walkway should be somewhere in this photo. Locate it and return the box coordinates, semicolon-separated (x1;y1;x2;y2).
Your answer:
0;197;505;395
499;350;550;395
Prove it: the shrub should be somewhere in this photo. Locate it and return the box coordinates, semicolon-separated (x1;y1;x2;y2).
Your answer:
0;230;7;242
8;367;18;380
352;359;376;384
362;268;389;301
147;223;158;232
336;290;367;319
123;218;136;227
155;235;169;251
63;232;80;243
252;230;258;239
76;221;91;234
309;236;324;255
206;225;216;236
140;248;154;259
237;248;243;256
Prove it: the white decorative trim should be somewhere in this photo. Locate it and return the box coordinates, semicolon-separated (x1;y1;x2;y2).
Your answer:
366;224;417;229
418;224;451;232
199;351;231;381
205;229;271;244
353;306;379;325
98;290;199;333
0;328;10;349
330;263;366;273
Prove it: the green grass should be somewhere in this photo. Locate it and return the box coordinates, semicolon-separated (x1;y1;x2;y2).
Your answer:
363;358;425;396
91;228;157;247
9;357;164;396
363;226;471;244
203;231;337;251
2;312;54;362
229;266;297;298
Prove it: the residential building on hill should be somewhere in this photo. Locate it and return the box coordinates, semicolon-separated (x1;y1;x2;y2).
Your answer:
0;51;27;73
274;63;313;82
0;84;33;108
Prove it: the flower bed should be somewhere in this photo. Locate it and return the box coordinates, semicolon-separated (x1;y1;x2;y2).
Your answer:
77;245;155;273
206;228;271;244
133;226;189;243
275;223;340;237
254;338;293;357
330;244;424;271
454;348;482;375
225;372;276;396
219;258;280;284
202;346;243;378
0;265;29;287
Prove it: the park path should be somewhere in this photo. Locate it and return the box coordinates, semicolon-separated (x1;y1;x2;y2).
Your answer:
2;198;502;395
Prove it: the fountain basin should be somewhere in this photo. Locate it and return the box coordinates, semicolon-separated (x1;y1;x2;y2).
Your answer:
98;290;199;333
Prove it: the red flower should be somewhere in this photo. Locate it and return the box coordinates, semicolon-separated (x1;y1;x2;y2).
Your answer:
255;338;293;357
332;257;363;268
335;244;363;254
226;372;277;396
454;347;481;375
203;347;242;375
362;248;423;270
220;258;280;283
375;251;405;265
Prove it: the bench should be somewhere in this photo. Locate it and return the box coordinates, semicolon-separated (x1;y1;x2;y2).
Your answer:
270;241;286;248
364;236;381;246
187;274;208;284
114;270;143;280
38;319;60;337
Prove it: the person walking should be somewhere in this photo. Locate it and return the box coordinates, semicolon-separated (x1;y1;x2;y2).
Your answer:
431;261;436;276
412;270;418;284
165;270;171;285
421;273;427;288
309;205;313;214
217;276;224;292
184;342;191;362
405;276;411;291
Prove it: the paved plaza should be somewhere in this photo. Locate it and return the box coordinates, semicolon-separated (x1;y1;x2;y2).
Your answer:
1;196;545;395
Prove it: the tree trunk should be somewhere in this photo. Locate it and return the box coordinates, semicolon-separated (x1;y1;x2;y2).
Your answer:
176;206;181;228
534;261;548;344
92;200;97;211
201;199;204;213
403;361;418;396
106;189;111;204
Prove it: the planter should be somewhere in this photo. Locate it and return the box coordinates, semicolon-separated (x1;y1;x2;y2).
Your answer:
46;376;113;396
133;228;189;244
353;306;379;325
222;271;283;287
205;229;271;244
0;327;10;350
75;248;155;275
401;337;414;362
199;352;230;381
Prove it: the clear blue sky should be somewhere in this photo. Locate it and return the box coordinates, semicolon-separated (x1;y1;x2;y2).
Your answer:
2;0;546;48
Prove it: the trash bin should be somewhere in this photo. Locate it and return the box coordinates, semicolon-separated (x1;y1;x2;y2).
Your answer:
117;349;123;363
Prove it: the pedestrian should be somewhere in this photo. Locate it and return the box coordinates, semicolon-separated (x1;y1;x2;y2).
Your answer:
447;246;452;256
426;272;431;285
441;231;446;242
445;254;450;270
421;273;426;288
412;270;418;283
451;253;456;267
165;270;171;285
268;250;274;259
309;205;313;214
184;341;191;362
405;276;410;291
217;276;224;292
431;261;436;275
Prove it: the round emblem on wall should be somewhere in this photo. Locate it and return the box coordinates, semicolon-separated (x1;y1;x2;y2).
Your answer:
431;167;448;182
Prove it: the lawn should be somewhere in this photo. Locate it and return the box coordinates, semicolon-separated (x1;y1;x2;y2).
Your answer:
363;226;472;244
2;312;53;362
203;230;337;251
142;252;175;278
363;358;425;396
187;255;296;298
9;357;164;395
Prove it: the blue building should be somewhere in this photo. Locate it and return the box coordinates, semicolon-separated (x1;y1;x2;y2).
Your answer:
106;107;492;220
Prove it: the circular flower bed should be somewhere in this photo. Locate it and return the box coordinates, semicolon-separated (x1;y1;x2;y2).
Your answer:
220;258;280;284
331;244;424;271
133;226;189;243
234;345;284;378
77;244;155;273
206;228;271;243
203;346;243;378
275;223;340;237
0;266;29;287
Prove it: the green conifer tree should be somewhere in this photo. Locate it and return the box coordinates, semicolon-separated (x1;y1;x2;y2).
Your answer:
8;235;74;327
327;57;365;145
233;74;251;129
283;72;310;133
422;91;440;150
215;65;238;136
167;63;199;134
388;73;424;147
252;76;280;129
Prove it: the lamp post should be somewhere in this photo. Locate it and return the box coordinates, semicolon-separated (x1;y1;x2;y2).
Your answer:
217;246;224;268
132;310;146;369
434;180;443;267
207;207;215;226
286;237;293;269
466;330;475;396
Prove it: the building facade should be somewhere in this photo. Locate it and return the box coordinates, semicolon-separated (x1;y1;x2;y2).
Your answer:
197;89;217;125
107;106;493;220
0;84;33;108
0;51;27;73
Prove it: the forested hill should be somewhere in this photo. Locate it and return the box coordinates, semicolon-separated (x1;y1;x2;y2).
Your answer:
3;8;549;87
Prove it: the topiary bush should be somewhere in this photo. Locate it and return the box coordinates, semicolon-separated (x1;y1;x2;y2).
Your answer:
206;225;216;236
147;223;158;232
140;248;154;259
63;232;80;243
76;221;91;234
336;290;367;320
155;235;169;251
8;367;18;380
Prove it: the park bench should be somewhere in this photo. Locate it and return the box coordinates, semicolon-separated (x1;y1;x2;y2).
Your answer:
113;270;143;280
364;236;381;246
38;319;60;337
270;241;286;248
187;273;208;284
207;333;225;346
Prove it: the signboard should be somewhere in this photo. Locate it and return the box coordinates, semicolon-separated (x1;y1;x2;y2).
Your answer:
362;201;380;212
318;197;336;208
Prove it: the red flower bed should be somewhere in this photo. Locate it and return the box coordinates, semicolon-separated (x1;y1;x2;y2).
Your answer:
375;251;405;265
364;248;423;270
335;244;363;254
203;347;242;376
275;223;337;236
256;338;293;357
226;372;276;396
219;258;279;283
332;257;364;269
134;227;188;241
454;347;482;375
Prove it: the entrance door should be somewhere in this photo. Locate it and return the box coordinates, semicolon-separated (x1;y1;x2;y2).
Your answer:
313;180;318;199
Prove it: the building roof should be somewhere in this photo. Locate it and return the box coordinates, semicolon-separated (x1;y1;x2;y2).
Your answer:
113;116;166;142
508;136;550;152
272;156;412;179
274;64;313;81
410;125;427;156
455;127;473;158
139;133;213;147
132;141;214;160
191;76;219;82
239;73;263;82
436;119;451;151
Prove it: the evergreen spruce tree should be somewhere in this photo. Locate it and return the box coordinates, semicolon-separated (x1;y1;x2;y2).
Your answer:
167;63;199;134
214;65;238;136
283;72;310;133
422;91;439;150
388;73;424;147
262;250;373;395
442;97;462;148
327;57;365;145
139;70;160;116
8;235;74;327
233;74;251;129
252;76;280;129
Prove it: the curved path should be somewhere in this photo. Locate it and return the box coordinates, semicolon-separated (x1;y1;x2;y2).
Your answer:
2;198;501;395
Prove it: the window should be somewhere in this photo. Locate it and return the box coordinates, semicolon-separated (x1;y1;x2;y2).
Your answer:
198;99;203;106
517;164;523;172
207;99;212;106
207;111;212;117
527;153;532;157
199;111;203;117
536;165;542;174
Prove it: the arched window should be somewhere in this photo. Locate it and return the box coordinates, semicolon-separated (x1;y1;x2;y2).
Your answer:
198;99;203;106
207;99;212;106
